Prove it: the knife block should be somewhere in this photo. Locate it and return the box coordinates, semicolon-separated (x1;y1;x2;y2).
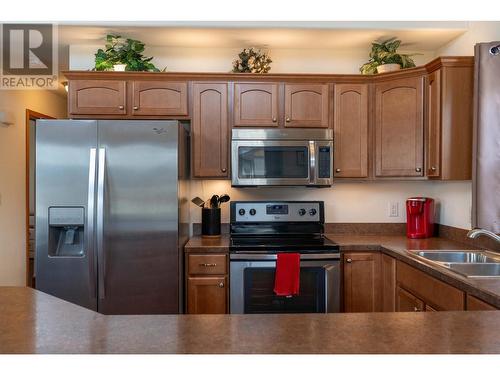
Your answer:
202;208;221;236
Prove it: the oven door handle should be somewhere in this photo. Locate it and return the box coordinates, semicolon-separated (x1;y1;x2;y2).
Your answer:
230;253;340;261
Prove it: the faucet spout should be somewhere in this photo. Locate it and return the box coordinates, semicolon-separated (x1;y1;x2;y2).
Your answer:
467;228;500;243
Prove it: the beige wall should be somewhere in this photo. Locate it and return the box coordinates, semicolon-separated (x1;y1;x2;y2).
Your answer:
436;22;500;56
0;90;67;286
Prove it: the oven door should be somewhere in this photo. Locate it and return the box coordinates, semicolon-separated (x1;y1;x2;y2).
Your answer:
232;140;332;186
230;253;340;314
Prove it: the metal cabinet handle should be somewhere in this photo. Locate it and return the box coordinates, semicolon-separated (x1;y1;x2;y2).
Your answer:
118;105;124;110
221;168;227;173
346;258;352;263
218;282;224;288
414;306;422;312
431;166;437;171
199;263;217;267
286;117;291;122
415;167;422;172
335;168;341;173
272;117;277;122
133;106;139;110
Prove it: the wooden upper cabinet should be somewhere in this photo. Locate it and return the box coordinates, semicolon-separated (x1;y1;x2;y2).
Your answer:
187;276;227;314
131;81;188;116
284;84;329;128
426;65;473;180
192;82;229;178
426;70;441;177
374;76;424;177
343;252;382;313
396;285;425;312
333;84;368;177
233;83;279;127
69;80;127;115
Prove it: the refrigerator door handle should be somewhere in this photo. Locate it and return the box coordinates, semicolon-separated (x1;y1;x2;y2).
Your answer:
87;148;97;299
97;148;106;299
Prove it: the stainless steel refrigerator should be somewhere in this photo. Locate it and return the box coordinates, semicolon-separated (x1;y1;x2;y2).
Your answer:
35;120;190;314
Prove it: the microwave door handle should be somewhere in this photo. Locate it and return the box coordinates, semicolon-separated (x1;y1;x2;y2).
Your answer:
309;141;316;184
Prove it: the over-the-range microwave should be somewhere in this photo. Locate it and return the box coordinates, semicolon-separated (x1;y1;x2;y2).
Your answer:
231;128;333;187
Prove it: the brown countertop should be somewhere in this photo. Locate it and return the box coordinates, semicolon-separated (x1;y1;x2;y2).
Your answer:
184;234;500;307
2;287;500;354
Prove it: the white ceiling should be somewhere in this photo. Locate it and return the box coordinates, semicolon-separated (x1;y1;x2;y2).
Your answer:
58;21;469;51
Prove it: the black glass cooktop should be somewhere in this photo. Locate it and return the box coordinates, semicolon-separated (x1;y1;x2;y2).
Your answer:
230;235;339;252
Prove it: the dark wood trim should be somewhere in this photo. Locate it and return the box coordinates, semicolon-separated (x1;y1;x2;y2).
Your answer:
25;109;54;287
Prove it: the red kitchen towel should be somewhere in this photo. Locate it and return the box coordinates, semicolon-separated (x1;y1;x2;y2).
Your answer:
274;253;300;296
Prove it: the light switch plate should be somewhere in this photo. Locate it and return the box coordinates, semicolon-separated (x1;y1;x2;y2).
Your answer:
388;202;399;217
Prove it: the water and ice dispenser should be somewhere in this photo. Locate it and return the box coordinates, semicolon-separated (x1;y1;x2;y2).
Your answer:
48;207;85;257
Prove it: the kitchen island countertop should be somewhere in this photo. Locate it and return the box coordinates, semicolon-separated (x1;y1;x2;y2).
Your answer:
2;287;500;354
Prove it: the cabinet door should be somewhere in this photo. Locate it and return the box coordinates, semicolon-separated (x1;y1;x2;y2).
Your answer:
132;81;188;116
192;83;229;178
69;80;126;115
375;77;424;177
381;254;396;312
234;83;279;127
333;84;368;177
284;84;329;128
343;252;381;312
187;276;227;314
426;70;441;177
396;286;424;312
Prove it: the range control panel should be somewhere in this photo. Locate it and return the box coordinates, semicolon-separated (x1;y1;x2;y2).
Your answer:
231;201;323;223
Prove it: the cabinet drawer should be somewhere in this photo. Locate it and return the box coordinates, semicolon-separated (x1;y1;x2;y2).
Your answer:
188;254;227;275
396;261;464;311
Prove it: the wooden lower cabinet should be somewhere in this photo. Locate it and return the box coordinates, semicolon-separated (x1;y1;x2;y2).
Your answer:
396;260;464;311
187;276;227;314
343;252;382;312
381;254;396;312
185;253;229;314
396;285;425;312
466;295;498;311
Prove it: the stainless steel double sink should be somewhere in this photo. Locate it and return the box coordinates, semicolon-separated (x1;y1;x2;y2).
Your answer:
408;250;500;278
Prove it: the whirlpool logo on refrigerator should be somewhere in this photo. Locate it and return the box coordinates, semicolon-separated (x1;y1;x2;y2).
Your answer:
0;23;58;90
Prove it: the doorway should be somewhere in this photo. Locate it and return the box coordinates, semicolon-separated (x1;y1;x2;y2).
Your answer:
26;109;54;287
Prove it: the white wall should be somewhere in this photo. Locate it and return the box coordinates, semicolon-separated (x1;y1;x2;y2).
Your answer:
190;180;472;229
436;22;500;56
0;91;67;286
69;45;433;74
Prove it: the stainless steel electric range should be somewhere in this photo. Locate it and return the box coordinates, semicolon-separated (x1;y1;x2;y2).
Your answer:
229;201;340;314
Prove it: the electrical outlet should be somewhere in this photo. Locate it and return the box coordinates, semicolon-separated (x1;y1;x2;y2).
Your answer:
388;202;399;217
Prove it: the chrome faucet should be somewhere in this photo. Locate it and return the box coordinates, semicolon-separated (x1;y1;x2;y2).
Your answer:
467;228;500;243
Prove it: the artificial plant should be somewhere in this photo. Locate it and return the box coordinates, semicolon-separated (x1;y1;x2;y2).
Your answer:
359;37;417;75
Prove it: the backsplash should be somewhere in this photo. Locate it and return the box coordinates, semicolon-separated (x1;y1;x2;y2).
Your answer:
189;180;472;229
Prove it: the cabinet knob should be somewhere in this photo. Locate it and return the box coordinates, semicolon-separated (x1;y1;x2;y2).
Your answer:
415;167;422;172
218;282;224;288
133;106;139;110
118;105;124;110
414;307;422;312
272;117;277;122
431;166;437;171
346;258;352;263
221;168;227;173
335;168;341;173
285;117;291;122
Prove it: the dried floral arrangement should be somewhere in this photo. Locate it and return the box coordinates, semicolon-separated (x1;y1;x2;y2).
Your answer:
232;48;272;73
